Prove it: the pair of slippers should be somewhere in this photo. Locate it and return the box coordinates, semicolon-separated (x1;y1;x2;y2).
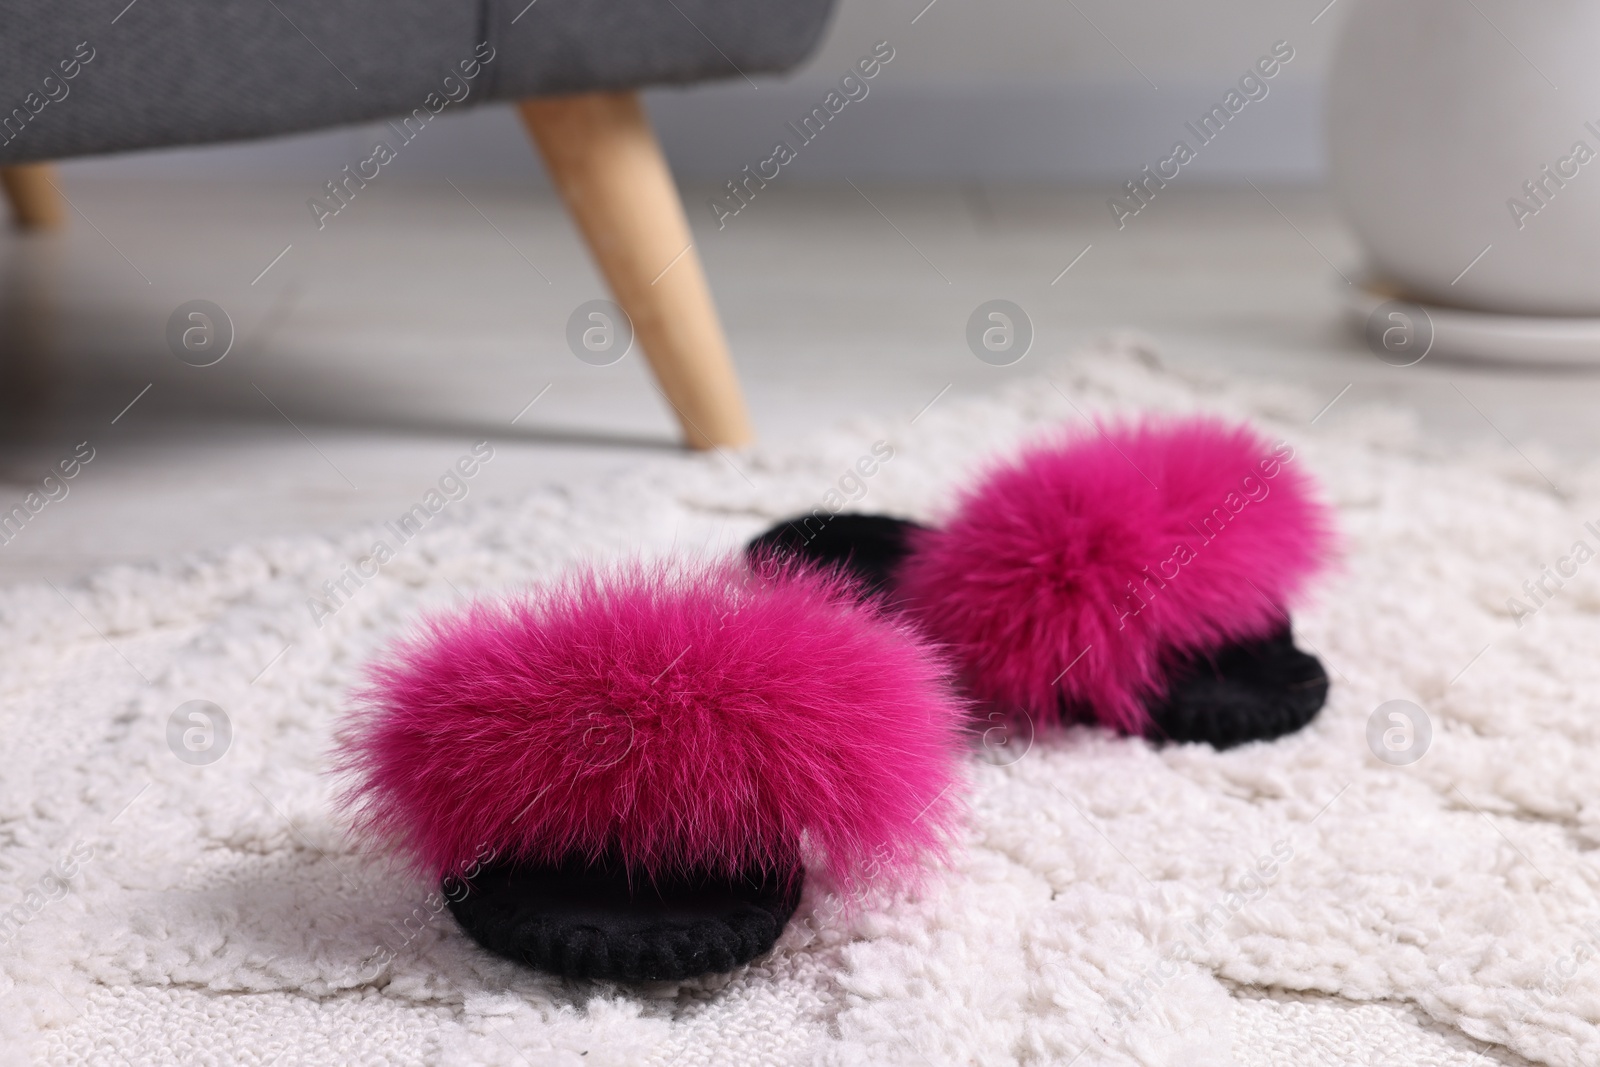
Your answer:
335;415;1335;984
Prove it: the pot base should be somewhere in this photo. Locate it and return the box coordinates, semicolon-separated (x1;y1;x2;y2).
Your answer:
1347;279;1600;367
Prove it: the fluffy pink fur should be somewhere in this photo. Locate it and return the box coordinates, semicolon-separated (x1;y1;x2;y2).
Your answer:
334;559;965;891
894;417;1335;733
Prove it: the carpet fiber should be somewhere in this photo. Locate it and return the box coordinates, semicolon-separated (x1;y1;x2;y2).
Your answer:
4;341;1596;1065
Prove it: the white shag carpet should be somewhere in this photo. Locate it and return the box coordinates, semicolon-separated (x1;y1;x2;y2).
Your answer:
4;342;1599;1067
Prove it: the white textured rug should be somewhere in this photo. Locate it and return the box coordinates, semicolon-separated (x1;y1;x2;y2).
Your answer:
4;341;1598;1066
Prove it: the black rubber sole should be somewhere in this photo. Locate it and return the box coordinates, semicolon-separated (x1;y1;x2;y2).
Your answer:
1147;624;1328;748
746;514;1329;749
446;853;803;982
746;513;929;598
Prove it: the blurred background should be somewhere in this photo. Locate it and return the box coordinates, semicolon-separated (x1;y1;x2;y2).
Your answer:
63;0;1331;185
1;0;1591;584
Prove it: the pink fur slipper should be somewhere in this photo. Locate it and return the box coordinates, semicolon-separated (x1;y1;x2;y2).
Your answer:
750;415;1336;748
334;558;965;982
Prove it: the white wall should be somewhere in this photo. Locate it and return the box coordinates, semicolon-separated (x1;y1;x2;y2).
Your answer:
64;0;1351;185
809;0;1343;85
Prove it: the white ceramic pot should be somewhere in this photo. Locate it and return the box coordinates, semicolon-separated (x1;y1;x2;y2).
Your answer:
1329;0;1600;315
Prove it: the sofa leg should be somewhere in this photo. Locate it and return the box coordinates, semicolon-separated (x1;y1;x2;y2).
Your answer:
519;92;753;450
1;163;66;231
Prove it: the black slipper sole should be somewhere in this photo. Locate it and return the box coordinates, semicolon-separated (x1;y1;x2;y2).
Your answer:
1146;625;1328;748
746;513;928;598
746;514;1329;749
446;853;803;982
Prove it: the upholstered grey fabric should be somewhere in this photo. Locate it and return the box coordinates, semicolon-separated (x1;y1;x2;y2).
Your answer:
0;0;834;164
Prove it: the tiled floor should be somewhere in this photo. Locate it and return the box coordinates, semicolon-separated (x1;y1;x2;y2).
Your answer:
2;176;1598;586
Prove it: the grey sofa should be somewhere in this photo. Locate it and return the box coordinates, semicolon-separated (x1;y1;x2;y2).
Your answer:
0;0;837;447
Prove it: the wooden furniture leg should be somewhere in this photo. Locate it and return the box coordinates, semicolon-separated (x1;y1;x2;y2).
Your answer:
1;163;66;231
519;92;753;450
